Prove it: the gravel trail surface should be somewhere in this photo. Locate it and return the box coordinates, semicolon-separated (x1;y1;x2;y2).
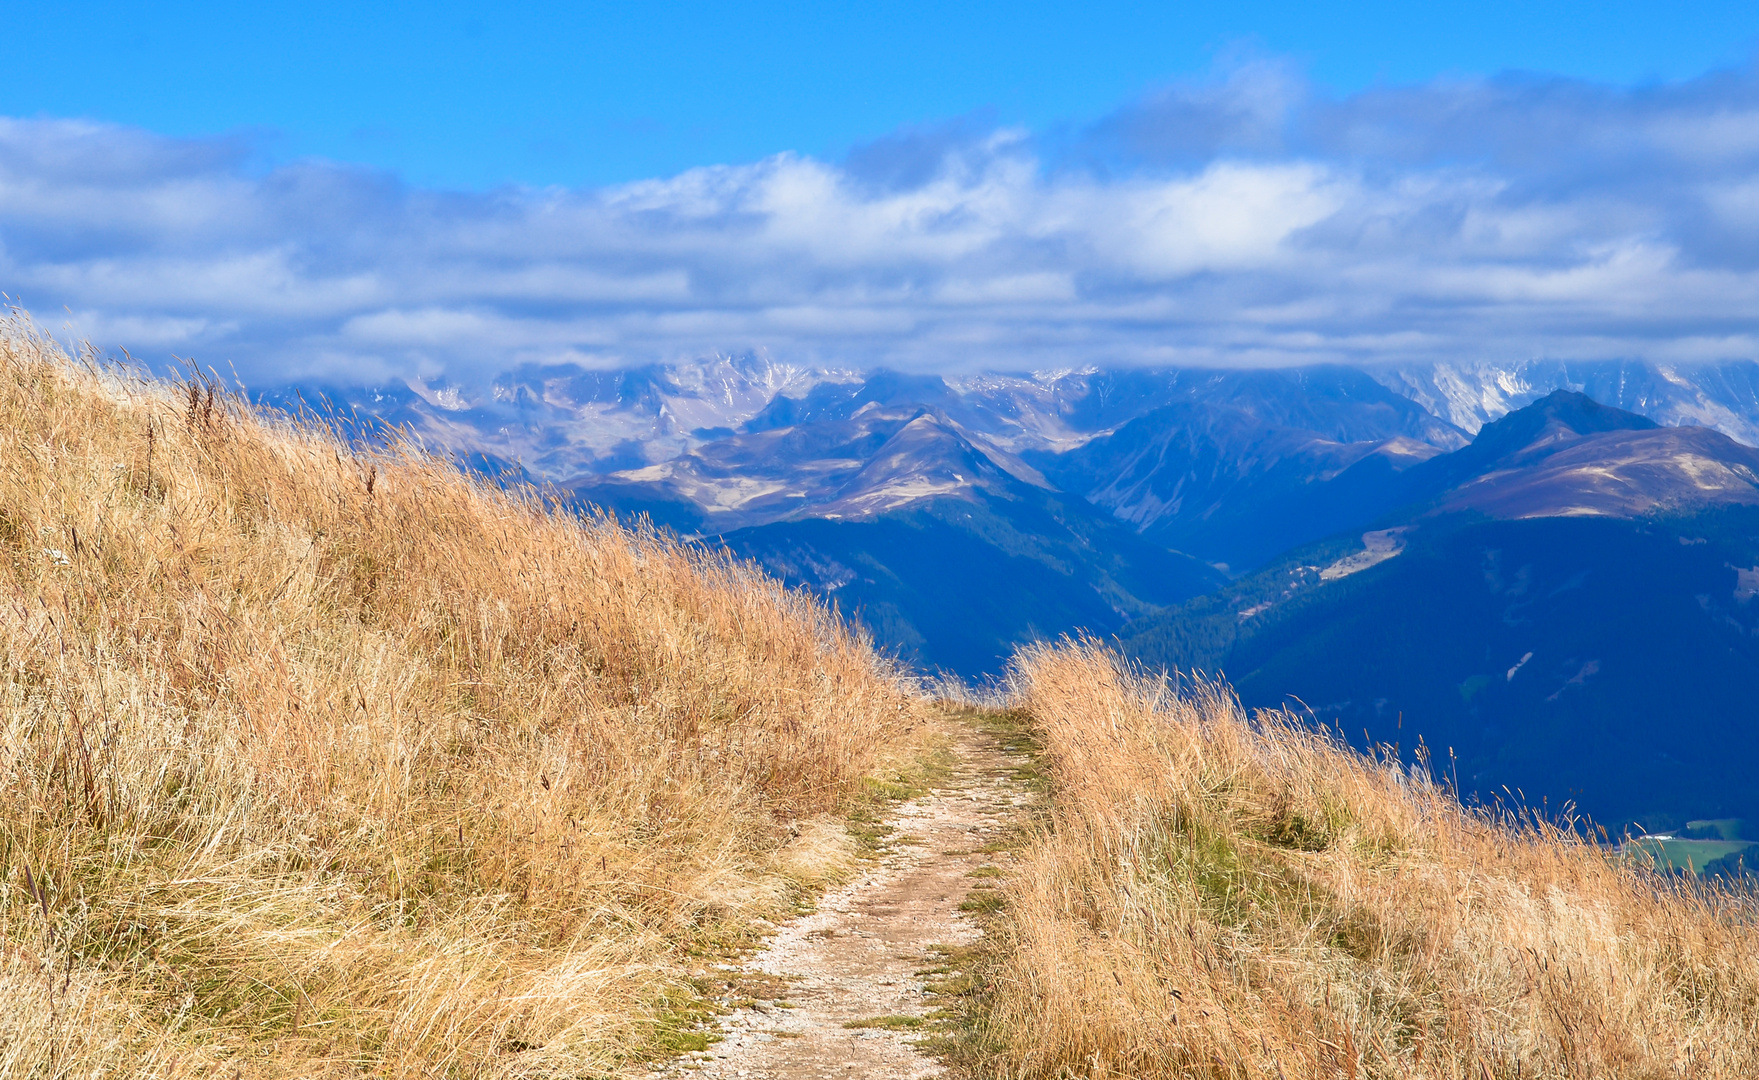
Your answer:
659;721;1032;1079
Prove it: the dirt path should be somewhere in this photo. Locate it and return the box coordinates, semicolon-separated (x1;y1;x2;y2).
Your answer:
657;719;1033;1079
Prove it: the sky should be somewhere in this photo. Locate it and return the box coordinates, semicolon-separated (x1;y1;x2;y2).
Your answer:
3;2;1759;383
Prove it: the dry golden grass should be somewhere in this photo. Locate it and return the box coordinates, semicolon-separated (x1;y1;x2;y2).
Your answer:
0;314;925;1077
975;639;1759;1079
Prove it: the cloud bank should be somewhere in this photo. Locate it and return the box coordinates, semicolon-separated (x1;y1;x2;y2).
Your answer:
6;59;1759;384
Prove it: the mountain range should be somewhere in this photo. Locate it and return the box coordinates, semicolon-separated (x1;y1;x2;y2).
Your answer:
277;357;1759;637
275;357;1759;827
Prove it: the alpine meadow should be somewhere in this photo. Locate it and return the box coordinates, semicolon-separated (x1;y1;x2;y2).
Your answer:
4;311;1759;1077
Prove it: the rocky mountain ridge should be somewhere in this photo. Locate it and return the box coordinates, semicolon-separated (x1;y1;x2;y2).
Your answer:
289;356;1759;499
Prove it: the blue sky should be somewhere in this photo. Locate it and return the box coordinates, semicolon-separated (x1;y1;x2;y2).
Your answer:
3;3;1759;382
7;1;1757;187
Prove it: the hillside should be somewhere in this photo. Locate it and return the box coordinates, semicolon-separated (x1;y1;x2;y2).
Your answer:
956;641;1759;1078
0;318;925;1075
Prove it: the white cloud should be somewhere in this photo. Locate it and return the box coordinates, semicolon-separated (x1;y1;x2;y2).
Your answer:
1068;163;1347;275
342;307;504;346
6;61;1759;382
61;310;225;348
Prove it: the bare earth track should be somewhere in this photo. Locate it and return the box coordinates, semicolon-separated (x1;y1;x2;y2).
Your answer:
657;719;1033;1079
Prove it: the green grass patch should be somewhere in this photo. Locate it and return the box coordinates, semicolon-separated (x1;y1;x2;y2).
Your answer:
912;941;1001;1065
1684;818;1749;841
1630;837;1755;875
631;987;723;1062
843;1014;927;1030
958;888;1006;914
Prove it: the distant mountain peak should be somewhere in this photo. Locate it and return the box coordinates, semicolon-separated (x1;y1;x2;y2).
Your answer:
1405;391;1759;521
813;408;1055;521
1413;391;1662;495
1437;425;1759;520
1481;390;1658;450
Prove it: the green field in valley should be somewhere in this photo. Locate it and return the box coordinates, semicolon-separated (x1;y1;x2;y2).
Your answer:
1627;819;1755;876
